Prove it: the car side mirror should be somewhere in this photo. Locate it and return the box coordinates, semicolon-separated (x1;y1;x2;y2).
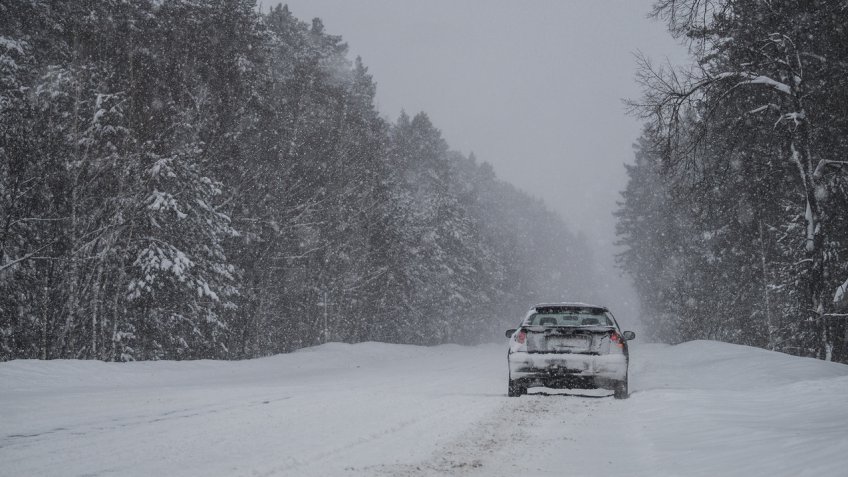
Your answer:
505;329;516;338
622;331;636;341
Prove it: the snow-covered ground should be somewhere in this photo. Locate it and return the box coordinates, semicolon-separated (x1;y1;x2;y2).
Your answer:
2;340;848;477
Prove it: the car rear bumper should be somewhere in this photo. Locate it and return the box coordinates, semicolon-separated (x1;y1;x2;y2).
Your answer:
508;351;627;384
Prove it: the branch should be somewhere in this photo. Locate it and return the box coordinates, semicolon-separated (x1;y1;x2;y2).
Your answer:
0;240;59;273
8;216;69;228
813;160;848;180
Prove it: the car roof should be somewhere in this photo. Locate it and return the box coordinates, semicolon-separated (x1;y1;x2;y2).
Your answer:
530;302;608;311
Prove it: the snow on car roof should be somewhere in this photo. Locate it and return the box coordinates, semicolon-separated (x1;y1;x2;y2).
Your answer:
531;302;608;310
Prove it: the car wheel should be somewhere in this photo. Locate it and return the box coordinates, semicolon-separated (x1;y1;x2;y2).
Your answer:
613;380;629;399
508;379;526;397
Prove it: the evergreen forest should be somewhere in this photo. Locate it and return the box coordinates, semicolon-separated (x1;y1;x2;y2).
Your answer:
0;1;601;361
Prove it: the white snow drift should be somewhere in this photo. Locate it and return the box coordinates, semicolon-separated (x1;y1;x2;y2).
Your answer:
2;340;847;476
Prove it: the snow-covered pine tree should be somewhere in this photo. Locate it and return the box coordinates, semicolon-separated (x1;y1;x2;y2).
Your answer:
124;131;239;360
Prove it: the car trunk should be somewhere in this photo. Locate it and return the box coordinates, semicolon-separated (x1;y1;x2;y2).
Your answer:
524;327;611;354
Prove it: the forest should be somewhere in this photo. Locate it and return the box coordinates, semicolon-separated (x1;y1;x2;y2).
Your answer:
617;0;848;363
0;0;601;361
6;0;844;366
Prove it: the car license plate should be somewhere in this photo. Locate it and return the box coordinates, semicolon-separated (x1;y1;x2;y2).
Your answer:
549;336;589;349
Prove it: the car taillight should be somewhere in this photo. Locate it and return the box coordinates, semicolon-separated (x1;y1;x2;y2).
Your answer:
610;331;624;348
516;330;526;344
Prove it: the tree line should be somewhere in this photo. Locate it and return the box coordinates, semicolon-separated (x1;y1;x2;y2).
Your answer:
0;1;600;361
617;0;848;362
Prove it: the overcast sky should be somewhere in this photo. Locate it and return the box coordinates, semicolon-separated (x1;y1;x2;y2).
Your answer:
265;0;688;324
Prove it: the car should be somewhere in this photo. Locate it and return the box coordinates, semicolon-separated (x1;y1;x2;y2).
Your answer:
505;302;635;399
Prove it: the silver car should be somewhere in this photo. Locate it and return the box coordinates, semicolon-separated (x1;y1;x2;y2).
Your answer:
506;303;635;398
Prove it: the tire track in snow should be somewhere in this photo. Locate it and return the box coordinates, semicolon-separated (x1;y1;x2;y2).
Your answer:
359;394;565;476
362;390;660;477
0;395;293;451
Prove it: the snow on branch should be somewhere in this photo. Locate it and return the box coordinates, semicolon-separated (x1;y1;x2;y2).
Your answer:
710;72;792;95
747;103;779;115
0;36;25;55
834;278;848;305
776;111;805;129
813;160;848;179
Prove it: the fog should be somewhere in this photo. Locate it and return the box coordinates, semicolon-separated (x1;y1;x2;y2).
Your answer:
271;0;687;326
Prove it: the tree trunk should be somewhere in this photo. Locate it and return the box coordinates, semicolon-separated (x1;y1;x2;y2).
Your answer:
91;263;104;359
790;127;828;360
758;219;776;349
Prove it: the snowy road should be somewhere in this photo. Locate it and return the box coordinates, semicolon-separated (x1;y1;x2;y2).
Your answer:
3;340;848;477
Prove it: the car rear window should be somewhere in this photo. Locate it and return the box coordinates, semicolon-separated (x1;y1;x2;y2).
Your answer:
525;308;613;327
